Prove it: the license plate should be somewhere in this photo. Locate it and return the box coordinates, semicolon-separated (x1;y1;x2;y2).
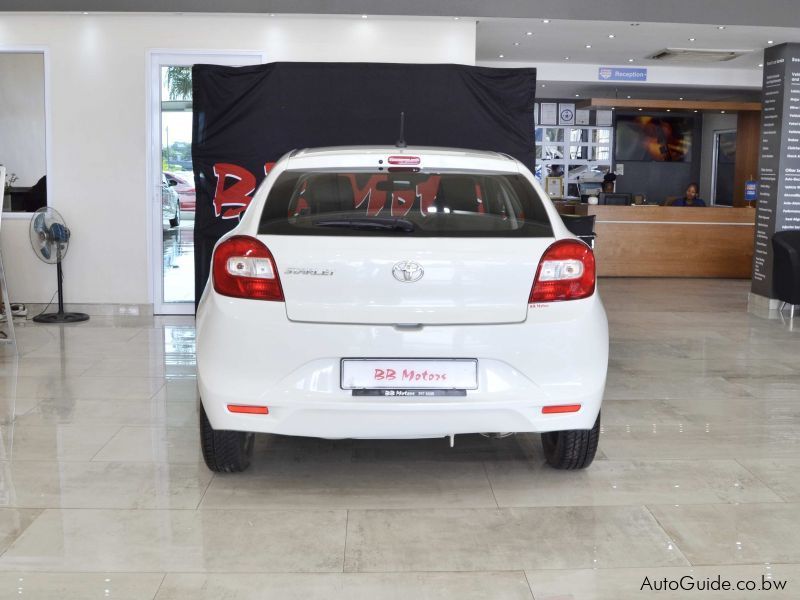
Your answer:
341;359;478;390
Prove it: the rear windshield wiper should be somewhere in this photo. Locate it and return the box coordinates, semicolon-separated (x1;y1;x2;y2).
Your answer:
313;217;415;232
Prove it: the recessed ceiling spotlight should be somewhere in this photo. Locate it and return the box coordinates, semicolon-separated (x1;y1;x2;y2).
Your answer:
717;25;726;30
768;40;774;44
758;63;764;67
721;110;726;113
564;56;570;60
693;110;699;113
611;107;615;110
82;11;89;14
638;108;643;111
514;42;520;46
679;97;684;100
575;94;580;97
541;83;547;88
608;34;616;39
361;14;368;19
688;38;696;42
526;31;533;36
498;54;504;58
627;95;631;99
628;58;635;62
585;44;592;49
666;109;671;112
543;19;550;24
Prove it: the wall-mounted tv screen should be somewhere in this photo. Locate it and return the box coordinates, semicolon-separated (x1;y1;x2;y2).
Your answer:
615;115;694;162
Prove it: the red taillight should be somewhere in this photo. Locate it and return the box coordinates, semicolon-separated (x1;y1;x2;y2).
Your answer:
542;404;582;414
227;404;269;414
529;239;596;302
213;236;284;301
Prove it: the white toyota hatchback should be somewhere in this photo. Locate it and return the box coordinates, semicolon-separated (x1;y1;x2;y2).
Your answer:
196;146;608;472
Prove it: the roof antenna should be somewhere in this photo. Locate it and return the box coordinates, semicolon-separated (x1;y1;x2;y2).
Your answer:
396;111;407;148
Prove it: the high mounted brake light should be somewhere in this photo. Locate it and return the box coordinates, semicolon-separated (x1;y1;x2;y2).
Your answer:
529;239;596;302
387;156;421;165
213;236;284;301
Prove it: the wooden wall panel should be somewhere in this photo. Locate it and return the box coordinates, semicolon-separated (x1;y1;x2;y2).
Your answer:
734;111;761;207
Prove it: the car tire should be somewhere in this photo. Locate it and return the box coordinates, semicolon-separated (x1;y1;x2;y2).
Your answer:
541;411;600;470
199;402;254;473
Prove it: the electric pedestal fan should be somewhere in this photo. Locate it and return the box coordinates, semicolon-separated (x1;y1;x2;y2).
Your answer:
29;207;89;324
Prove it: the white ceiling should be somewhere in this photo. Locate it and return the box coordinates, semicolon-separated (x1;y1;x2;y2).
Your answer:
477;18;800;69
476;18;800;101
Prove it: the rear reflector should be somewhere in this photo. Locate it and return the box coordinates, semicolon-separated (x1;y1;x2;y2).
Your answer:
213;236;284;301
387;155;421;165
542;404;581;414
530;239;596;302
227;404;269;415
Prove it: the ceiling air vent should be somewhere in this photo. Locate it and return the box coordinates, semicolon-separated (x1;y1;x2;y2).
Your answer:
647;48;747;63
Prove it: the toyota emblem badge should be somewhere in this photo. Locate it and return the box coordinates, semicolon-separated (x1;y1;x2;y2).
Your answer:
392;260;424;283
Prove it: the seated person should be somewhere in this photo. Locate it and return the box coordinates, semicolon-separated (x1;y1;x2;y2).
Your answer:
672;182;706;207
601;172;617;194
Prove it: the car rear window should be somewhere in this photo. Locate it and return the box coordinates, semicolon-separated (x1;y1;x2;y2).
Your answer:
257;170;554;238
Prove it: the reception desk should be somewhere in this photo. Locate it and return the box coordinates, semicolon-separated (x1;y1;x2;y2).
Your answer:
571;205;756;278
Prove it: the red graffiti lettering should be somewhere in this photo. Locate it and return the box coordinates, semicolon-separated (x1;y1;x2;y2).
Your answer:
212;163;256;220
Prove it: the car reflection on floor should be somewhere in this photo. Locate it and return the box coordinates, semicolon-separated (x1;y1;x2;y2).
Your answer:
163;216;195;304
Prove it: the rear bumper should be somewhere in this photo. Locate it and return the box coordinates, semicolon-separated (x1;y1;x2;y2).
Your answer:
196;291;608;438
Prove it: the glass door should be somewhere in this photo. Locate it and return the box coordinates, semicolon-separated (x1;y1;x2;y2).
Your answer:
149;52;262;315
711;129;736;206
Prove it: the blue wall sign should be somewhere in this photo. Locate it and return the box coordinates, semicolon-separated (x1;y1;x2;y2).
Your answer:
598;67;648;82
745;180;758;202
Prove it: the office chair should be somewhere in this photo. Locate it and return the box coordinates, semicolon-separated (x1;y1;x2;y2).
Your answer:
772;231;800;319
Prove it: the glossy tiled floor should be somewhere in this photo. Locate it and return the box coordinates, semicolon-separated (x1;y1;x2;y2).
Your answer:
0;278;799;599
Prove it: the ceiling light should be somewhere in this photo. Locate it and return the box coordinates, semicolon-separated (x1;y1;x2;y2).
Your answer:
628;58;635;63
498;54;504;58
638;108;643;111
694;110;699;113
453;17;460;20
688;38;696;42
666;109;671;112
514;42;520;46
768;40;774;44
543;19;550;24
526;31;533;36
758;63;764;67
608;34;615;39
627;95;631;99
679;97;684;100
82;11;89;14
721;110;726;113
717;25;726;30
575;94;580;97
585;44;592;49
361;14;368;19
564;56;570;60
541;84;546;88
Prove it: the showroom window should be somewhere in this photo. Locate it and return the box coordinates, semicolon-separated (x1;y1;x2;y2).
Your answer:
1;50;48;215
534;126;613;197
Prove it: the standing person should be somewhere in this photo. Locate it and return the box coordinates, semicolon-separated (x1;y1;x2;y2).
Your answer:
673;182;706;206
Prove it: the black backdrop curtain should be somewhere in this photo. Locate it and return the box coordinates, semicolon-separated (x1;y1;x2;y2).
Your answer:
191;62;537;305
